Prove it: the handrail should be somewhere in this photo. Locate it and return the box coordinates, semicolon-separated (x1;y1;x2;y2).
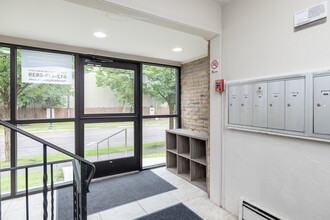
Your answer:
96;128;127;145
0;120;96;190
96;128;128;161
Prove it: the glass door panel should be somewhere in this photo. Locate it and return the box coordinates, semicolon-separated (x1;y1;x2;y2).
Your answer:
84;65;135;114
84;122;134;162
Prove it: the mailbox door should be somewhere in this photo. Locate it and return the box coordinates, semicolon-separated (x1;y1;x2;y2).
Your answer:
285;78;305;132
314;75;330;135
240;84;253;126
268;81;285;130
229;85;241;125
252;83;268;128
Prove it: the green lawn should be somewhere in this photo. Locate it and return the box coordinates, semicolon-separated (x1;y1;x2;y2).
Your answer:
1;170;64;193
0;141;166;192
0;141;166;168
143;152;165;158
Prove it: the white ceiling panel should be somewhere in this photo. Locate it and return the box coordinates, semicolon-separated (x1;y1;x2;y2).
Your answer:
0;0;208;63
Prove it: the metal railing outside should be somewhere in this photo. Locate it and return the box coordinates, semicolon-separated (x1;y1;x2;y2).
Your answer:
0;120;96;220
96;128;128;161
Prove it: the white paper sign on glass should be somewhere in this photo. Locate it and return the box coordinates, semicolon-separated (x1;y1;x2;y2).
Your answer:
21;49;73;85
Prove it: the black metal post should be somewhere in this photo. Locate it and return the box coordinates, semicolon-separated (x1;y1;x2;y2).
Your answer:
43;144;48;220
51;164;54;220
25;167;29;220
80;163;88;220
0;167;1;219
67;95;71;118
49;96;53;129
10;46;17;198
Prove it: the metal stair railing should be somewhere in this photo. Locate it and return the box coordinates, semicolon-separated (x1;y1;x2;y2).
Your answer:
0;120;96;220
96;128;127;161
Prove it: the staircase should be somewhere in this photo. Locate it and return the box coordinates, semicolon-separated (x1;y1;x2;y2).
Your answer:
0;120;96;220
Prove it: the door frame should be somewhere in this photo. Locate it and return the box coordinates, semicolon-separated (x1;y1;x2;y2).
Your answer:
76;55;142;178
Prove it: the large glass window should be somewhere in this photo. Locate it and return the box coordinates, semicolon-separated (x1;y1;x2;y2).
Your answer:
16;49;75;120
143;65;178;116
0;47;11;120
0;125;11;195
0;45;181;198
84;122;134;162
84;66;135;114
142;64;179;167
16;123;74;191
0;47;11;194
142;118;178;167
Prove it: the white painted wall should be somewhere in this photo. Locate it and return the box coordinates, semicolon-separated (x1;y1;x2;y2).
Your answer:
210;36;223;206
104;0;222;35
221;0;330;219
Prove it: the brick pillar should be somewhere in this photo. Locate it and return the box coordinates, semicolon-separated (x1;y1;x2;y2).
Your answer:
181;43;210;193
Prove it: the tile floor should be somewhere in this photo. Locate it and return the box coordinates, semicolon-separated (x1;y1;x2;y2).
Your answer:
88;167;237;220
1;167;237;220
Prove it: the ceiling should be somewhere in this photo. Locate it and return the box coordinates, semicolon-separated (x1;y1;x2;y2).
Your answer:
0;0;208;63
211;0;232;5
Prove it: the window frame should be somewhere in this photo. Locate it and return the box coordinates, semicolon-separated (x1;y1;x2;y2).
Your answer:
0;42;181;198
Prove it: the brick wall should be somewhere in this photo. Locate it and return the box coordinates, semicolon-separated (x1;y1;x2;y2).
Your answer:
181;55;210;193
181;56;210;133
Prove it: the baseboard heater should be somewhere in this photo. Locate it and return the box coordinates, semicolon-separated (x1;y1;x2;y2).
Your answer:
239;198;289;220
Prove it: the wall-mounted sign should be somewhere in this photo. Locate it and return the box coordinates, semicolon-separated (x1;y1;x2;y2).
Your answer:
294;2;327;28
21;49;73;84
211;59;220;74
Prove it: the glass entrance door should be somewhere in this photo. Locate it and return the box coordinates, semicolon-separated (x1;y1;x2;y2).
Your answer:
80;57;140;178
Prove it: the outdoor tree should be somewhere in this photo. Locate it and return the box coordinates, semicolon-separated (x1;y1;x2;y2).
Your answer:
89;65;177;127
90;67;134;113
0;48;11;162
0;48;73;162
143;65;177;128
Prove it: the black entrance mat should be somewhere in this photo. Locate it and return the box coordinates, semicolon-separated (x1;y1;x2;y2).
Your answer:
56;170;176;220
135;203;203;220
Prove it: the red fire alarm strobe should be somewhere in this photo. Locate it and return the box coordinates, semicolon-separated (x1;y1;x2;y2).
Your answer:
215;79;225;92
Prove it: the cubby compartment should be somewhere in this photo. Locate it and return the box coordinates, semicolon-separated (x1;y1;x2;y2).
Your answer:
166;132;177;153
191;138;206;165
177;155;190;181
166;151;177;173
191;161;207;191
177;135;190;158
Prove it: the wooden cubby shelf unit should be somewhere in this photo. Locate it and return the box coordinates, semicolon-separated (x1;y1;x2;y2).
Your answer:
165;129;208;192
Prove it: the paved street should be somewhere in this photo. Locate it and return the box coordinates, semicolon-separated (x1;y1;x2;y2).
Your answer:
0;123;169;160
